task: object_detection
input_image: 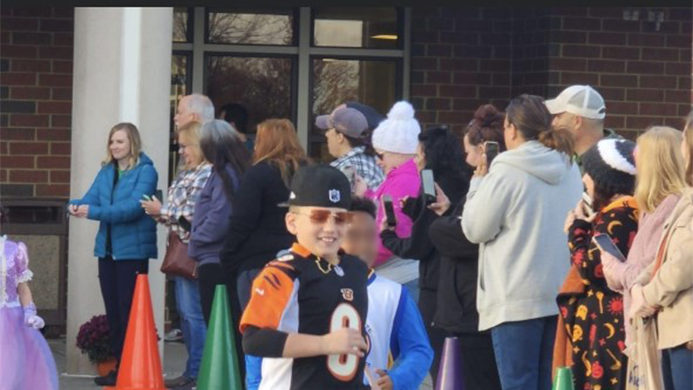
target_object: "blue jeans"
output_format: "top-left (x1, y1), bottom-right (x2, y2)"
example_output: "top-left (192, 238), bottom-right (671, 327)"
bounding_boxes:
top-left (175, 276), bottom-right (207, 379)
top-left (490, 316), bottom-right (557, 390)
top-left (662, 344), bottom-right (693, 390)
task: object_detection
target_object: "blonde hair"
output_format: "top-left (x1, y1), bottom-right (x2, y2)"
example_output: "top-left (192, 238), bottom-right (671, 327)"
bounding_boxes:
top-left (102, 122), bottom-right (142, 169)
top-left (177, 121), bottom-right (205, 170)
top-left (684, 111), bottom-right (693, 186)
top-left (634, 126), bottom-right (686, 214)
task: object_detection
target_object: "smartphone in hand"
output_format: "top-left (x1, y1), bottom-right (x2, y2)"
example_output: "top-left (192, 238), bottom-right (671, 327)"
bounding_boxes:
top-left (421, 169), bottom-right (436, 205)
top-left (592, 234), bottom-right (626, 262)
top-left (582, 192), bottom-right (595, 216)
top-left (484, 141), bottom-right (500, 167)
top-left (383, 195), bottom-right (397, 228)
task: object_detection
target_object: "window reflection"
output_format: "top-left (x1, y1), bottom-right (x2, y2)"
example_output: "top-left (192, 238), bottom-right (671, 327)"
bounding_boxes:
top-left (173, 7), bottom-right (191, 43)
top-left (313, 7), bottom-right (400, 49)
top-left (206, 56), bottom-right (295, 136)
top-left (170, 54), bottom-right (189, 177)
top-left (207, 8), bottom-right (295, 45)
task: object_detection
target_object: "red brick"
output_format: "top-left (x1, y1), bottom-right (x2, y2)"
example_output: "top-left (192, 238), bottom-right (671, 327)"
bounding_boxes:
top-left (0, 142), bottom-right (6, 155)
top-left (1, 72), bottom-right (36, 86)
top-left (37, 128), bottom-right (71, 141)
top-left (454, 45), bottom-right (492, 58)
top-left (1, 31), bottom-right (10, 44)
top-left (10, 59), bottom-right (50, 72)
top-left (40, 19), bottom-right (73, 32)
top-left (603, 19), bottom-right (643, 33)
top-left (0, 17), bottom-right (39, 32)
top-left (597, 87), bottom-right (625, 102)
top-left (680, 104), bottom-right (692, 116)
top-left (38, 74), bottom-right (72, 87)
top-left (454, 19), bottom-right (487, 33)
top-left (641, 48), bottom-right (681, 62)
top-left (439, 31), bottom-right (478, 44)
top-left (639, 103), bottom-right (679, 116)
top-left (52, 60), bottom-right (73, 74)
top-left (11, 8), bottom-right (53, 17)
top-left (453, 99), bottom-right (483, 111)
top-left (587, 8), bottom-right (625, 18)
top-left (480, 33), bottom-right (510, 46)
top-left (626, 61), bottom-right (665, 75)
top-left (563, 17), bottom-right (601, 31)
top-left (437, 111), bottom-right (465, 124)
top-left (53, 8), bottom-right (74, 18)
top-left (411, 31), bottom-right (438, 44)
top-left (608, 101), bottom-right (639, 115)
top-left (0, 127), bottom-right (35, 140)
top-left (664, 117), bottom-right (685, 129)
top-left (426, 71), bottom-right (451, 84)
top-left (10, 170), bottom-right (47, 183)
top-left (12, 31), bottom-right (51, 45)
top-left (38, 101), bottom-right (71, 114)
top-left (51, 88), bottom-right (72, 100)
top-left (640, 76), bottom-right (678, 89)
top-left (679, 76), bottom-right (692, 91)
top-left (411, 85), bottom-right (437, 97)
top-left (50, 170), bottom-right (70, 183)
top-left (602, 46), bottom-right (640, 60)
top-left (9, 86), bottom-right (49, 100)
top-left (561, 44), bottom-right (600, 58)
top-left (551, 58), bottom-right (587, 72)
top-left (37, 156), bottom-right (69, 169)
top-left (665, 90), bottom-right (690, 103)
top-left (604, 115), bottom-right (625, 129)
top-left (440, 58), bottom-right (477, 72)
top-left (50, 142), bottom-right (71, 155)
top-left (53, 32), bottom-right (73, 46)
top-left (552, 31), bottom-right (587, 44)
top-left (665, 63), bottom-right (691, 76)
top-left (453, 71), bottom-right (490, 85)
top-left (415, 110), bottom-right (436, 123)
top-left (426, 98), bottom-right (451, 110)
top-left (0, 155), bottom-right (34, 168)
top-left (427, 44), bottom-right (452, 57)
top-left (428, 18), bottom-right (455, 31)
top-left (36, 184), bottom-right (69, 197)
top-left (0, 170), bottom-right (6, 182)
top-left (587, 60), bottom-right (625, 73)
top-left (479, 86), bottom-right (509, 99)
top-left (9, 114), bottom-right (49, 127)
top-left (9, 141), bottom-right (48, 155)
top-left (51, 115), bottom-right (71, 127)
top-left (666, 34), bottom-right (691, 48)
top-left (0, 45), bottom-right (37, 58)
top-left (439, 85), bottom-right (476, 98)
top-left (560, 72), bottom-right (599, 85)
top-left (643, 22), bottom-right (680, 34)
top-left (626, 116), bottom-right (663, 129)
top-left (627, 33), bottom-right (665, 47)
top-left (600, 74), bottom-right (638, 87)
top-left (38, 46), bottom-right (73, 59)
top-left (481, 59), bottom-right (509, 72)
top-left (626, 89), bottom-right (664, 102)
top-left (411, 58), bottom-right (437, 71)
top-left (588, 32), bottom-right (626, 45)
top-left (680, 49), bottom-right (692, 62)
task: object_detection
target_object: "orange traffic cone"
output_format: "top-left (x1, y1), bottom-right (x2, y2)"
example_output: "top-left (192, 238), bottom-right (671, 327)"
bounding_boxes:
top-left (105, 274), bottom-right (165, 390)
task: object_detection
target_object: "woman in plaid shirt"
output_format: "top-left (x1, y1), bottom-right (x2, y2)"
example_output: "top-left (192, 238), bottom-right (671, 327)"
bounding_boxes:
top-left (141, 121), bottom-right (212, 389)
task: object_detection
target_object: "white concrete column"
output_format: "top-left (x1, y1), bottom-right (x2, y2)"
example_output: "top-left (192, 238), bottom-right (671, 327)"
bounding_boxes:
top-left (67, 7), bottom-right (172, 374)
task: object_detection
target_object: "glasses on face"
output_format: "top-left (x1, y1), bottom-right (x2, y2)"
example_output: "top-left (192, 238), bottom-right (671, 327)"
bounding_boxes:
top-left (294, 209), bottom-right (353, 225)
top-left (374, 150), bottom-right (385, 160)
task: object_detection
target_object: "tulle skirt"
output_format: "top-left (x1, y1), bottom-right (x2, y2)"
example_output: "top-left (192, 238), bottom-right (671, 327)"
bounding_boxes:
top-left (0, 306), bottom-right (58, 390)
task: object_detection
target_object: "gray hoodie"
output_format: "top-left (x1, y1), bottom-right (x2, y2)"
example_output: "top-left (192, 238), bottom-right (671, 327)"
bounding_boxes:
top-left (461, 140), bottom-right (582, 331)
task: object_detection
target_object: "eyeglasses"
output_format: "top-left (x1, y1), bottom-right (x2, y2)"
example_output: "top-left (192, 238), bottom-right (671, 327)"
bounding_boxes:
top-left (374, 150), bottom-right (385, 160)
top-left (293, 210), bottom-right (353, 225)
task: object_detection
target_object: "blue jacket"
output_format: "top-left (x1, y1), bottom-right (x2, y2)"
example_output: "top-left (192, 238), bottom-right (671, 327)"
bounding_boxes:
top-left (68, 153), bottom-right (158, 260)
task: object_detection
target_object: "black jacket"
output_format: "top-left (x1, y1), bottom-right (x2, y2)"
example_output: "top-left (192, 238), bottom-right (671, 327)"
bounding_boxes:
top-left (380, 173), bottom-right (468, 292)
top-left (428, 199), bottom-right (481, 334)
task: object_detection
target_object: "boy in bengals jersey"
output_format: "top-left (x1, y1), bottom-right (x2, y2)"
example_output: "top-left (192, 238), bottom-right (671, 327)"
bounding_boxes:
top-left (240, 164), bottom-right (371, 390)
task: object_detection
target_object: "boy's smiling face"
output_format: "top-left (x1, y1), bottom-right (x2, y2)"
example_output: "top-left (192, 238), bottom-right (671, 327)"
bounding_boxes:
top-left (286, 206), bottom-right (349, 262)
top-left (342, 210), bottom-right (378, 268)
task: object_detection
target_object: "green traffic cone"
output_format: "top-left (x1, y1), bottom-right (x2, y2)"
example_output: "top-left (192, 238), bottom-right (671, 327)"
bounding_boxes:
top-left (197, 285), bottom-right (243, 390)
top-left (553, 367), bottom-right (575, 390)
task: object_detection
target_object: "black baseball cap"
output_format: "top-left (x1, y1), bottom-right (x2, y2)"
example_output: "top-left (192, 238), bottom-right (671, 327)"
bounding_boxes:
top-left (279, 164), bottom-right (352, 209)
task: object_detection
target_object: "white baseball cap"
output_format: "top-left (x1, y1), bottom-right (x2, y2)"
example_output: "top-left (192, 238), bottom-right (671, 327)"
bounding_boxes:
top-left (545, 85), bottom-right (606, 120)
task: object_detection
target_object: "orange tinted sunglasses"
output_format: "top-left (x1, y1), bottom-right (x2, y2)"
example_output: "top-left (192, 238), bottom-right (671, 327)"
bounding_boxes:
top-left (294, 210), bottom-right (353, 225)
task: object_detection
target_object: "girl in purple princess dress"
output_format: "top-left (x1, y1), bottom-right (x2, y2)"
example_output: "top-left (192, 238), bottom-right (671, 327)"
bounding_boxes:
top-left (0, 205), bottom-right (58, 390)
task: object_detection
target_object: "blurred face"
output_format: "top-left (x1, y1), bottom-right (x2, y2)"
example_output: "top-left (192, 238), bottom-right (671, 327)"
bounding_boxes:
top-left (174, 96), bottom-right (195, 128)
top-left (325, 128), bottom-right (342, 158)
top-left (551, 112), bottom-right (578, 136)
top-left (414, 142), bottom-right (426, 172)
top-left (178, 132), bottom-right (203, 168)
top-left (110, 130), bottom-right (131, 162)
top-left (286, 206), bottom-right (350, 262)
top-left (463, 134), bottom-right (484, 168)
top-left (375, 148), bottom-right (398, 174)
top-left (342, 211), bottom-right (378, 268)
top-left (582, 173), bottom-right (595, 199)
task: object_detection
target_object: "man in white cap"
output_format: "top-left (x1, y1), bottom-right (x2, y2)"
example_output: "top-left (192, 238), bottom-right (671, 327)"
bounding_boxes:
top-left (545, 85), bottom-right (621, 173)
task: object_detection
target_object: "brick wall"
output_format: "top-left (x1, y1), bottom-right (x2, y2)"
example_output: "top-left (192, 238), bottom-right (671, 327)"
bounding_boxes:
top-left (410, 6), bottom-right (693, 139)
top-left (0, 7), bottom-right (74, 199)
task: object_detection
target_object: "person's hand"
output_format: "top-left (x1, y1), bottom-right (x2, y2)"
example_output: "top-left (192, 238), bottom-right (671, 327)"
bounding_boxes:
top-left (353, 175), bottom-right (367, 197)
top-left (375, 369), bottom-right (394, 390)
top-left (380, 214), bottom-right (395, 232)
top-left (573, 199), bottom-right (597, 224)
top-left (630, 284), bottom-right (658, 319)
top-left (428, 182), bottom-right (450, 216)
top-left (140, 196), bottom-right (162, 218)
top-left (71, 205), bottom-right (89, 218)
top-left (399, 196), bottom-right (409, 209)
top-left (564, 209), bottom-right (576, 233)
top-left (321, 328), bottom-right (367, 357)
top-left (23, 303), bottom-right (45, 329)
top-left (474, 154), bottom-right (488, 177)
top-left (68, 204), bottom-right (79, 216)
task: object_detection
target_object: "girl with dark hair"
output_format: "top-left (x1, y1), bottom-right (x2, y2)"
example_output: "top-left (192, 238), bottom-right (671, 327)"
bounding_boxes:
top-left (558, 138), bottom-right (639, 390)
top-left (461, 95), bottom-right (583, 390)
top-left (427, 104), bottom-right (506, 390)
top-left (380, 125), bottom-right (472, 387)
top-left (188, 120), bottom-right (251, 325)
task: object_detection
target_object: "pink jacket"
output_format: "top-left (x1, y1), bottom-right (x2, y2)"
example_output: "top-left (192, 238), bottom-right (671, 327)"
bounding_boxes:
top-left (602, 193), bottom-right (680, 347)
top-left (365, 159), bottom-right (421, 266)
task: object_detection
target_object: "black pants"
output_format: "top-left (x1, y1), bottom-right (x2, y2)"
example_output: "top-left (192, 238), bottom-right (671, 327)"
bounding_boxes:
top-left (197, 263), bottom-right (226, 326)
top-left (418, 288), bottom-right (446, 388)
top-left (455, 332), bottom-right (502, 390)
top-left (98, 257), bottom-right (149, 364)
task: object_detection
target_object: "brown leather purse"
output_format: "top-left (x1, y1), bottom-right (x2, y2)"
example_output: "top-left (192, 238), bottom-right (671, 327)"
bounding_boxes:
top-left (160, 231), bottom-right (197, 279)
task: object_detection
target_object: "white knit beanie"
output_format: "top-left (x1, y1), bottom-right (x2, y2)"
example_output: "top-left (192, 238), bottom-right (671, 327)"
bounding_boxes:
top-left (371, 101), bottom-right (421, 154)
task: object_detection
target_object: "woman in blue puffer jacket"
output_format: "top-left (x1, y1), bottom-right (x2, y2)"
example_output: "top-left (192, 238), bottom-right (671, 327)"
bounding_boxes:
top-left (68, 122), bottom-right (158, 386)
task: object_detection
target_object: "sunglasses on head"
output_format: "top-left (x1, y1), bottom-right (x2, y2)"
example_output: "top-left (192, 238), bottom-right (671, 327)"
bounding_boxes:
top-left (294, 209), bottom-right (353, 225)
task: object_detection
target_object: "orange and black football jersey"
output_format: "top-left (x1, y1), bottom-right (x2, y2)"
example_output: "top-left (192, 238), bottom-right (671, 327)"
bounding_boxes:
top-left (240, 243), bottom-right (371, 390)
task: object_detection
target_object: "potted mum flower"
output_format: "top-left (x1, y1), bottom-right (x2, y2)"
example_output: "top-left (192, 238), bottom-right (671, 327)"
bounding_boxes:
top-left (76, 314), bottom-right (116, 375)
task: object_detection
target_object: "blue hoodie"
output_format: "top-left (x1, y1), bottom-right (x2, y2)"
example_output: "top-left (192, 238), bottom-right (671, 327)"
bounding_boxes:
top-left (68, 153), bottom-right (158, 260)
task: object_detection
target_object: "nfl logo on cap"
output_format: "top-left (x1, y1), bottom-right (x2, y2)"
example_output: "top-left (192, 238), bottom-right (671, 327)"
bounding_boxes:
top-left (329, 189), bottom-right (341, 203)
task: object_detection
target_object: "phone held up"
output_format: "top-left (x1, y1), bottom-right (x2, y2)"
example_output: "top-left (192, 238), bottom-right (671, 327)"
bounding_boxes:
top-left (592, 233), bottom-right (627, 262)
top-left (484, 141), bottom-right (500, 167)
top-left (421, 169), bottom-right (436, 205)
top-left (582, 192), bottom-right (595, 216)
top-left (383, 195), bottom-right (397, 228)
